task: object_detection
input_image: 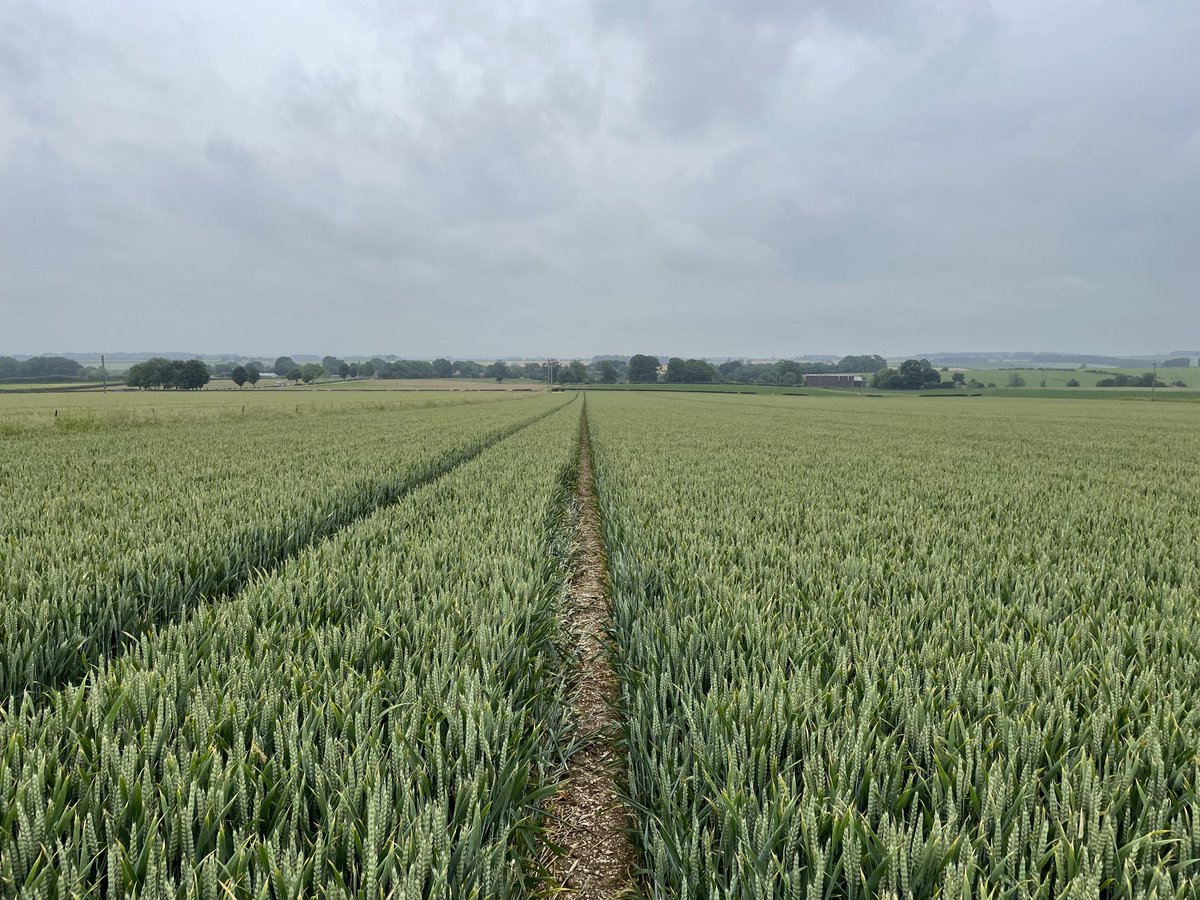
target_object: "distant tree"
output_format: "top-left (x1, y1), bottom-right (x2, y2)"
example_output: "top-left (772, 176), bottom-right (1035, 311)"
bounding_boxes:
top-left (1161, 357), bottom-right (1190, 368)
top-left (951, 372), bottom-right (966, 385)
top-left (1065, 378), bottom-right (1080, 387)
top-left (718, 360), bottom-right (743, 378)
top-left (871, 367), bottom-right (894, 389)
top-left (836, 354), bottom-right (886, 374)
top-left (873, 359), bottom-right (941, 390)
top-left (664, 358), bottom-right (716, 383)
top-left (287, 368), bottom-right (303, 383)
top-left (349, 363), bottom-right (360, 378)
top-left (904, 359), bottom-right (939, 388)
top-left (1096, 372), bottom-right (1163, 388)
top-left (125, 362), bottom-right (149, 389)
top-left (124, 358), bottom-right (209, 390)
top-left (145, 362), bottom-right (168, 390)
top-left (322, 356), bottom-right (345, 374)
top-left (391, 360), bottom-right (436, 378)
top-left (432, 358), bottom-right (454, 378)
top-left (1171, 380), bottom-right (1188, 387)
top-left (628, 354), bottom-right (660, 383)
top-left (598, 361), bottom-right (618, 383)
top-left (1007, 373), bottom-right (1026, 388)
top-left (338, 362), bottom-right (351, 380)
top-left (455, 360), bottom-right (483, 378)
top-left (561, 361), bottom-right (588, 383)
top-left (725, 363), bottom-right (766, 383)
top-left (245, 363), bottom-right (261, 388)
top-left (774, 360), bottom-right (801, 384)
top-left (231, 365), bottom-right (248, 388)
top-left (128, 358), bottom-right (172, 389)
top-left (180, 359), bottom-right (211, 390)
top-left (274, 357), bottom-right (297, 376)
top-left (485, 361), bottom-right (510, 382)
top-left (300, 363), bottom-right (324, 384)
top-left (9, 356), bottom-right (84, 379)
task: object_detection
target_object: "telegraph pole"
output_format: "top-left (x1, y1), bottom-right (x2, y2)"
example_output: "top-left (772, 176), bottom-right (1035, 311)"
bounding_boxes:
top-left (101, 354), bottom-right (108, 393)
top-left (1152, 362), bottom-right (1157, 402)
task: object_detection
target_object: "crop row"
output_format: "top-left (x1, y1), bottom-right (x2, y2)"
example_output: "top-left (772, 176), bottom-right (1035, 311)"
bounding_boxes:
top-left (588, 393), bottom-right (1200, 898)
top-left (0, 400), bottom-right (579, 897)
top-left (0, 394), bottom-right (559, 697)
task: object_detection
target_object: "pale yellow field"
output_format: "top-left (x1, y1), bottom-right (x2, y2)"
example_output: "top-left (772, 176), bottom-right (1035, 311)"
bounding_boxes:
top-left (0, 387), bottom-right (537, 433)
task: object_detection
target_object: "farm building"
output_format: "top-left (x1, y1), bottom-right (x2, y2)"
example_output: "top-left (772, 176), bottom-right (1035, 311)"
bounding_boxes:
top-left (804, 374), bottom-right (864, 388)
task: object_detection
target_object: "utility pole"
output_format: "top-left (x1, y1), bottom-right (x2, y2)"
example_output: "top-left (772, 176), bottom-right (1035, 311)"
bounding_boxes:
top-left (1152, 362), bottom-right (1157, 402)
top-left (547, 359), bottom-right (558, 392)
top-left (101, 354), bottom-right (108, 393)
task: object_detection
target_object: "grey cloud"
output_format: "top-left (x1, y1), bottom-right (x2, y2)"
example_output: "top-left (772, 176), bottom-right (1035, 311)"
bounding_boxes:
top-left (1, 0), bottom-right (1198, 356)
top-left (596, 1), bottom-right (813, 134)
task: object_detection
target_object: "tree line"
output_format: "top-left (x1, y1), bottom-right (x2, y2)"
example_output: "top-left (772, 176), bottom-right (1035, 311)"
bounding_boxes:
top-left (3, 352), bottom-right (911, 390)
top-left (158, 353), bottom-right (897, 387)
top-left (607, 354), bottom-right (890, 386)
top-left (268, 356), bottom-right (555, 383)
top-left (125, 359), bottom-right (212, 390)
top-left (0, 356), bottom-right (87, 382)
top-left (871, 359), bottom-right (947, 390)
top-left (7, 352), bottom-right (1195, 391)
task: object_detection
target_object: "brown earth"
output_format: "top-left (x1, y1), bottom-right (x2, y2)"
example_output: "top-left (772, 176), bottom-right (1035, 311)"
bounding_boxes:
top-left (546, 416), bottom-right (634, 898)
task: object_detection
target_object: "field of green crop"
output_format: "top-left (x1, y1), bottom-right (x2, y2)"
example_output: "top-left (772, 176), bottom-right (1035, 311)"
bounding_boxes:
top-left (957, 367), bottom-right (1197, 391)
top-left (1, 394), bottom-right (578, 896)
top-left (0, 387), bottom-right (523, 433)
top-left (588, 393), bottom-right (1200, 897)
top-left (2, 388), bottom-right (1199, 896)
top-left (0, 393), bottom-right (561, 698)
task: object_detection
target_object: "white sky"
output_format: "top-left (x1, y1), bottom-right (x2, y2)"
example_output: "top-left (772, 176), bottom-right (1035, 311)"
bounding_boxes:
top-left (2, 0), bottom-right (1198, 357)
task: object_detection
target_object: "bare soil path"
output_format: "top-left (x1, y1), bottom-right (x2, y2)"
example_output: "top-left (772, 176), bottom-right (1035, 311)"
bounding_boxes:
top-left (547, 410), bottom-right (634, 898)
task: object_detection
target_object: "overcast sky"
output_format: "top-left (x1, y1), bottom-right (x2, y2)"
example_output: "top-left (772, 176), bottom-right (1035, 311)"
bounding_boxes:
top-left (2, 0), bottom-right (1198, 358)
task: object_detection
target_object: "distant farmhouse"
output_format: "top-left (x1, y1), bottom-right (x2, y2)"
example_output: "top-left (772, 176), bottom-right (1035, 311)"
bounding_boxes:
top-left (804, 374), bottom-right (863, 388)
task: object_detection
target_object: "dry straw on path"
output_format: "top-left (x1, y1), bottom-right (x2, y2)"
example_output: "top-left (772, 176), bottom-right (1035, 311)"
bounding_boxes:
top-left (547, 413), bottom-right (634, 899)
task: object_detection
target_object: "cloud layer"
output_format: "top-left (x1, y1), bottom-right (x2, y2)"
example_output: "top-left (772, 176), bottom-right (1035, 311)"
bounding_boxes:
top-left (2, 0), bottom-right (1198, 356)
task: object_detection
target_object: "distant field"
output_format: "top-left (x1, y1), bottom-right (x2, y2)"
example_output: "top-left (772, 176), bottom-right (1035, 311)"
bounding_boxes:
top-left (0, 381), bottom-right (104, 392)
top-left (0, 378), bottom-right (546, 394)
top-left (294, 377), bottom-right (542, 391)
top-left (0, 388), bottom-right (533, 433)
top-left (201, 377), bottom-right (540, 391)
top-left (578, 382), bottom-right (817, 395)
top-left (975, 387), bottom-right (1200, 402)
top-left (959, 365), bottom-right (1196, 389)
top-left (577, 374), bottom-right (1200, 401)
